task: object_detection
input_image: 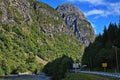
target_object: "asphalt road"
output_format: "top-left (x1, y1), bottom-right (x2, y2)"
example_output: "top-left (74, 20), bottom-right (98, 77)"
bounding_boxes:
top-left (72, 69), bottom-right (120, 79)
top-left (0, 73), bottom-right (50, 80)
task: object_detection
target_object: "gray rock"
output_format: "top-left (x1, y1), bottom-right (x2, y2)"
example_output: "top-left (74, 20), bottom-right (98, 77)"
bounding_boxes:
top-left (0, 0), bottom-right (32, 24)
top-left (56, 4), bottom-right (95, 46)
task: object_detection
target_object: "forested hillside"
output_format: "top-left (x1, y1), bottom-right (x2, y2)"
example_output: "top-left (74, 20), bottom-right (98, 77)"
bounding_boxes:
top-left (0, 0), bottom-right (90, 75)
top-left (82, 21), bottom-right (120, 71)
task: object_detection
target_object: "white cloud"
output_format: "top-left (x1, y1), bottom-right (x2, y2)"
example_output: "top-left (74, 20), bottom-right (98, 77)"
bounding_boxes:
top-left (85, 9), bottom-right (104, 16)
top-left (85, 7), bottom-right (120, 18)
top-left (108, 2), bottom-right (120, 15)
top-left (85, 2), bottom-right (120, 18)
top-left (78, 0), bottom-right (104, 5)
top-left (67, 0), bottom-right (104, 5)
top-left (67, 0), bottom-right (120, 18)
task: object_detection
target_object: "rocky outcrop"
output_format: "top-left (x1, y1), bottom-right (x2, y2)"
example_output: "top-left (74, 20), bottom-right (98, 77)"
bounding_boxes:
top-left (56, 4), bottom-right (95, 46)
top-left (12, 0), bottom-right (32, 23)
top-left (0, 0), bottom-right (32, 24)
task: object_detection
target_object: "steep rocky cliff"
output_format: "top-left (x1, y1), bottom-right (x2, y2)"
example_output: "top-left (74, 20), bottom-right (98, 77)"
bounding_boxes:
top-left (0, 0), bottom-right (85, 75)
top-left (56, 4), bottom-right (95, 46)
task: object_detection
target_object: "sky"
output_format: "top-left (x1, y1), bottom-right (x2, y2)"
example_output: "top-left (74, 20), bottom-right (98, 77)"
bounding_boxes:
top-left (37, 0), bottom-right (120, 34)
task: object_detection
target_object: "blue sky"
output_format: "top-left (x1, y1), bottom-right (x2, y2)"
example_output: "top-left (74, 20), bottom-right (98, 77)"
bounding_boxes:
top-left (37, 0), bottom-right (120, 34)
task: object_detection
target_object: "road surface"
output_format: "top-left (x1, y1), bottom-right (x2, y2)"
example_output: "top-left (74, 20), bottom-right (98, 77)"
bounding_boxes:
top-left (72, 69), bottom-right (120, 79)
top-left (0, 73), bottom-right (50, 80)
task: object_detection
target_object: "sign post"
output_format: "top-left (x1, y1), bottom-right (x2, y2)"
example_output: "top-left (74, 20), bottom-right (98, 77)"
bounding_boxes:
top-left (102, 63), bottom-right (107, 72)
top-left (73, 63), bottom-right (79, 73)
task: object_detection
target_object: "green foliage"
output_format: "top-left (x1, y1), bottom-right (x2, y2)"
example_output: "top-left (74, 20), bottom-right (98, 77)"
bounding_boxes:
top-left (0, 68), bottom-right (4, 76)
top-left (82, 21), bottom-right (120, 71)
top-left (15, 64), bottom-right (28, 74)
top-left (43, 55), bottom-right (73, 80)
top-left (63, 73), bottom-right (118, 80)
top-left (0, 0), bottom-right (84, 75)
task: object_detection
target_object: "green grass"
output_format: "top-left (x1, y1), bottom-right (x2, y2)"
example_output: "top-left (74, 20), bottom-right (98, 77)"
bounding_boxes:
top-left (63, 73), bottom-right (118, 80)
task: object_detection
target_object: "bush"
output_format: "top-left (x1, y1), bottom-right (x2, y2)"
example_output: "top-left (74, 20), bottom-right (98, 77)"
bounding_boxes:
top-left (0, 68), bottom-right (4, 76)
top-left (43, 55), bottom-right (73, 80)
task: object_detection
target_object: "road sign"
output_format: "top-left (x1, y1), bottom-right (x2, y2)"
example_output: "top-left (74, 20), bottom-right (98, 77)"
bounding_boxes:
top-left (73, 63), bottom-right (79, 68)
top-left (102, 63), bottom-right (107, 72)
top-left (102, 63), bottom-right (107, 68)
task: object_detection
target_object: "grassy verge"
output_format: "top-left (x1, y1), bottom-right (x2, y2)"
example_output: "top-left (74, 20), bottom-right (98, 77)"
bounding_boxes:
top-left (63, 73), bottom-right (118, 80)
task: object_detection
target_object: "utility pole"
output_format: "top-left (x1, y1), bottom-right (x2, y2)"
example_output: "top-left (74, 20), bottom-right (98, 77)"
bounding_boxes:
top-left (112, 46), bottom-right (119, 73)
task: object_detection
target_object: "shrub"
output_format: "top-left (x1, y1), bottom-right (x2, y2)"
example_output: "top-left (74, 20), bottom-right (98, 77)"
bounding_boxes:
top-left (43, 55), bottom-right (73, 80)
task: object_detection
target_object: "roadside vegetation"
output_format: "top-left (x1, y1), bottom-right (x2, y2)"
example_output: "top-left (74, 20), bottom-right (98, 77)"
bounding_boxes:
top-left (43, 20), bottom-right (120, 80)
top-left (43, 55), bottom-right (73, 80)
top-left (82, 21), bottom-right (120, 72)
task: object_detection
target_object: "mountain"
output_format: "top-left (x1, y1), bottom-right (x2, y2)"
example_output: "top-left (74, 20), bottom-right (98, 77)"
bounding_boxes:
top-left (56, 4), bottom-right (95, 46)
top-left (0, 0), bottom-right (85, 75)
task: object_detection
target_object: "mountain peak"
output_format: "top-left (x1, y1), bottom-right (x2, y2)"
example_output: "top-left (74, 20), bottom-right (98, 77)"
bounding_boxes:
top-left (56, 4), bottom-right (85, 20)
top-left (56, 4), bottom-right (95, 46)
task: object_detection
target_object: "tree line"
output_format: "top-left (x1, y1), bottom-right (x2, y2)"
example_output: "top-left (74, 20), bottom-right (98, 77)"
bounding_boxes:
top-left (82, 20), bottom-right (120, 72)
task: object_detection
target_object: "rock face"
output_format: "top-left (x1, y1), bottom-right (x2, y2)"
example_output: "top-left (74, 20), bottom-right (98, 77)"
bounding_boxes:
top-left (0, 0), bottom-right (32, 24)
top-left (56, 4), bottom-right (95, 46)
